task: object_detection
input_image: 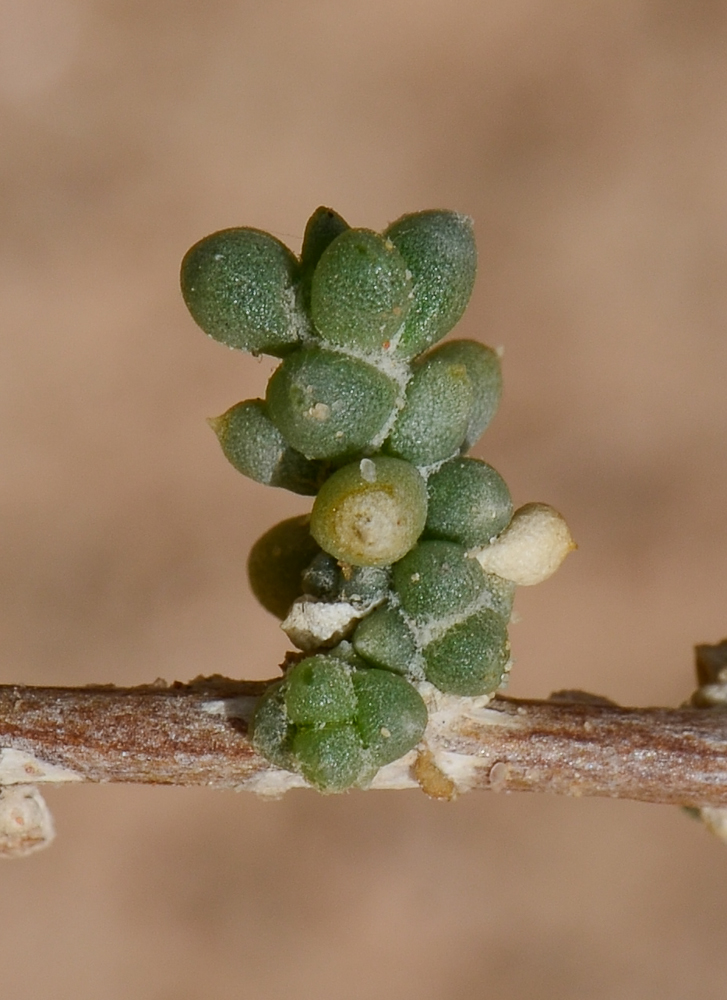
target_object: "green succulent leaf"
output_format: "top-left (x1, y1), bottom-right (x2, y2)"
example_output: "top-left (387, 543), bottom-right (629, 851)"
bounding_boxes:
top-left (266, 346), bottom-right (398, 460)
top-left (425, 457), bottom-right (513, 547)
top-left (301, 551), bottom-right (341, 600)
top-left (285, 655), bottom-right (358, 726)
top-left (352, 603), bottom-right (419, 675)
top-left (292, 723), bottom-right (366, 793)
top-left (298, 206), bottom-right (350, 310)
top-left (251, 681), bottom-right (296, 770)
top-left (385, 343), bottom-right (474, 466)
top-left (423, 609), bottom-right (510, 696)
top-left (301, 554), bottom-right (390, 609)
top-left (310, 229), bottom-right (412, 353)
top-left (392, 540), bottom-right (487, 624)
top-left (385, 210), bottom-right (477, 359)
top-left (434, 340), bottom-right (502, 450)
top-left (337, 565), bottom-right (391, 607)
top-left (480, 572), bottom-right (517, 622)
top-left (210, 399), bottom-right (327, 495)
top-left (247, 516), bottom-right (321, 619)
top-left (325, 641), bottom-right (371, 671)
top-left (352, 669), bottom-right (428, 766)
top-left (180, 228), bottom-right (305, 356)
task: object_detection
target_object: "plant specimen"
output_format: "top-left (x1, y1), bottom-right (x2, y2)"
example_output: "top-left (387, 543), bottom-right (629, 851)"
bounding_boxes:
top-left (180, 206), bottom-right (574, 792)
top-left (0, 207), bottom-right (723, 857)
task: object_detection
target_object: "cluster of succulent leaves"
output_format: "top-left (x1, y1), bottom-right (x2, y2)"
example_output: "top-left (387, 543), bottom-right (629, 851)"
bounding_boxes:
top-left (181, 206), bottom-right (518, 793)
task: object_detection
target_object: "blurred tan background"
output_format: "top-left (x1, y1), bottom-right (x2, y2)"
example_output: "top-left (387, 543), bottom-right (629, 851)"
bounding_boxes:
top-left (1, 0), bottom-right (727, 996)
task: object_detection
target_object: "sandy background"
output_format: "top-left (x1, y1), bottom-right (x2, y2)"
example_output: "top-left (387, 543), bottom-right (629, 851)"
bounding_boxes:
top-left (1, 0), bottom-right (727, 997)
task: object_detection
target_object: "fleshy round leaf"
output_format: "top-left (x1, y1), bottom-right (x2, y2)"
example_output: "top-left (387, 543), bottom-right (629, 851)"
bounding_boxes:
top-left (425, 457), bottom-right (513, 547)
top-left (385, 210), bottom-right (477, 359)
top-left (352, 669), bottom-right (428, 766)
top-left (181, 228), bottom-right (304, 356)
top-left (298, 207), bottom-right (350, 310)
top-left (311, 456), bottom-right (428, 567)
top-left (385, 343), bottom-right (473, 466)
top-left (325, 641), bottom-right (371, 671)
top-left (285, 655), bottom-right (357, 726)
top-left (353, 603), bottom-right (419, 675)
top-left (311, 229), bottom-right (412, 353)
top-left (392, 540), bottom-right (486, 623)
top-left (251, 681), bottom-right (295, 770)
top-left (247, 516), bottom-right (320, 619)
top-left (434, 340), bottom-right (502, 449)
top-left (210, 399), bottom-right (326, 495)
top-left (301, 556), bottom-right (389, 609)
top-left (337, 565), bottom-right (390, 607)
top-left (292, 723), bottom-right (366, 793)
top-left (301, 552), bottom-right (341, 600)
top-left (423, 610), bottom-right (510, 696)
top-left (266, 346), bottom-right (398, 460)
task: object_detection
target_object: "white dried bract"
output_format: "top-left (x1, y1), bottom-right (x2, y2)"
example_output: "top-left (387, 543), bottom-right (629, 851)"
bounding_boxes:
top-left (0, 785), bottom-right (55, 859)
top-left (469, 502), bottom-right (575, 586)
top-left (697, 806), bottom-right (727, 844)
top-left (281, 596), bottom-right (367, 651)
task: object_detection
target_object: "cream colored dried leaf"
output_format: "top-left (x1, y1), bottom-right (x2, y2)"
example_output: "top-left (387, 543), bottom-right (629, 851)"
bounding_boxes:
top-left (470, 502), bottom-right (575, 586)
top-left (0, 785), bottom-right (55, 859)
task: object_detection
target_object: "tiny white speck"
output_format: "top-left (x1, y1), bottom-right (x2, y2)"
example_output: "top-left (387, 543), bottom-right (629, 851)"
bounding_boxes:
top-left (307, 402), bottom-right (331, 421)
top-left (489, 761), bottom-right (509, 792)
top-left (359, 458), bottom-right (377, 483)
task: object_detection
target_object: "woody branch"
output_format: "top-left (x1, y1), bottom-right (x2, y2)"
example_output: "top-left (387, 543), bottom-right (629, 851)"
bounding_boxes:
top-left (0, 642), bottom-right (725, 807)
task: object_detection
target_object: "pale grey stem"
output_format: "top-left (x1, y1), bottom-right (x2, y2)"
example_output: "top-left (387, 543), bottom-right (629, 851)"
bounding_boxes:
top-left (1, 670), bottom-right (726, 806)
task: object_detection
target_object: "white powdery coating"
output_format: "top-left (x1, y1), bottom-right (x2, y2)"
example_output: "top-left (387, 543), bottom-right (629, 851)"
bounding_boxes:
top-left (0, 785), bottom-right (55, 859)
top-left (281, 596), bottom-right (366, 651)
top-left (239, 768), bottom-right (309, 798)
top-left (282, 282), bottom-right (314, 343)
top-left (469, 502), bottom-right (575, 586)
top-left (201, 696), bottom-right (259, 723)
top-left (0, 748), bottom-right (83, 785)
top-left (367, 750), bottom-right (418, 789)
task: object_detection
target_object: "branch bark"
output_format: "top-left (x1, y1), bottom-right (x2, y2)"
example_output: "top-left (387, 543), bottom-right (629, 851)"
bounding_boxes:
top-left (1, 672), bottom-right (726, 807)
